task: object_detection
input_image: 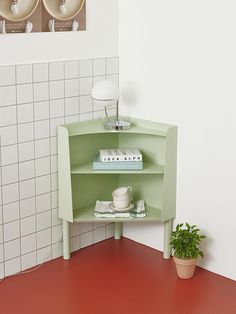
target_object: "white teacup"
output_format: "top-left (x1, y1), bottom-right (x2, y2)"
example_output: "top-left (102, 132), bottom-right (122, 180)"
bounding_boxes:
top-left (112, 186), bottom-right (132, 209)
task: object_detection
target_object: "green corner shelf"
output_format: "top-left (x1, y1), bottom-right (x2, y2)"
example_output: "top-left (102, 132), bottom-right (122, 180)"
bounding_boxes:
top-left (58, 117), bottom-right (177, 260)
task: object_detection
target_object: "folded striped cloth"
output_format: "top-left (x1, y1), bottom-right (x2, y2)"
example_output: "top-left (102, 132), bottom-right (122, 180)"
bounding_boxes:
top-left (94, 200), bottom-right (147, 218)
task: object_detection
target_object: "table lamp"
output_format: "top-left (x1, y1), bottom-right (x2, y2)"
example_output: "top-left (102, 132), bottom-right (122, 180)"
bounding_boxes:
top-left (91, 80), bottom-right (131, 131)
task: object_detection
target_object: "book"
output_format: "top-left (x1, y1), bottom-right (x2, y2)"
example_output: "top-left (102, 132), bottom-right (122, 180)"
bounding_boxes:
top-left (99, 149), bottom-right (142, 162)
top-left (93, 156), bottom-right (143, 170)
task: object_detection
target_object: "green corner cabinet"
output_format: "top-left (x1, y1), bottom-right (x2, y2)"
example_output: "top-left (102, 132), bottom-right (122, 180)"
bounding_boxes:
top-left (58, 117), bottom-right (177, 260)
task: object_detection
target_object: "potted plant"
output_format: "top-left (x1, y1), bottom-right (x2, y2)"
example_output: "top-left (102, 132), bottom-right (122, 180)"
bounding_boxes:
top-left (170, 223), bottom-right (206, 279)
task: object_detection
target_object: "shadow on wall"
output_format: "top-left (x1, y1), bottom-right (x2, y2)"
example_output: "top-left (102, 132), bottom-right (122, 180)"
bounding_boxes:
top-left (197, 232), bottom-right (212, 269)
top-left (121, 81), bottom-right (140, 107)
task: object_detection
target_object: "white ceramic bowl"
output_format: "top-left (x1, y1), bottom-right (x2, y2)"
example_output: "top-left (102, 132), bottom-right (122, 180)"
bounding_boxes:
top-left (112, 187), bottom-right (131, 200)
top-left (112, 199), bottom-right (130, 209)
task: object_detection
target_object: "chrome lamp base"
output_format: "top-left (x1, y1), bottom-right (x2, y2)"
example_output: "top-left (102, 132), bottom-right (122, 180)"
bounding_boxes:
top-left (104, 119), bottom-right (131, 131)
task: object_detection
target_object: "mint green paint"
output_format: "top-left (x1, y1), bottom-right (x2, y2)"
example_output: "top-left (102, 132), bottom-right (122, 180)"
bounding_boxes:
top-left (58, 117), bottom-right (177, 259)
top-left (71, 162), bottom-right (164, 174)
top-left (164, 219), bottom-right (173, 259)
top-left (161, 127), bottom-right (178, 221)
top-left (58, 127), bottom-right (73, 222)
top-left (63, 220), bottom-right (70, 259)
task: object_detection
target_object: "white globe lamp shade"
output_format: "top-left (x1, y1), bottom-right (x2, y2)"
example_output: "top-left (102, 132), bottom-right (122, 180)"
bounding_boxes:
top-left (92, 80), bottom-right (119, 107)
top-left (91, 80), bottom-right (131, 131)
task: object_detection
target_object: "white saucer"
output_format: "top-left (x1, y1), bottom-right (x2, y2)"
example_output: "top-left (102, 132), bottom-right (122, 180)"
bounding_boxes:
top-left (109, 203), bottom-right (134, 213)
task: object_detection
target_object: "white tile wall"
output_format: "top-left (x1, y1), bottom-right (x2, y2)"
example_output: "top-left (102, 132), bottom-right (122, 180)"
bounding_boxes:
top-left (2, 183), bottom-right (19, 204)
top-left (19, 160), bottom-right (35, 181)
top-left (0, 57), bottom-right (118, 279)
top-left (79, 59), bottom-right (93, 77)
top-left (16, 64), bottom-right (32, 84)
top-left (65, 97), bottom-right (79, 116)
top-left (0, 86), bottom-right (16, 106)
top-left (35, 138), bottom-right (50, 158)
top-left (0, 106), bottom-right (17, 127)
top-left (17, 103), bottom-right (34, 124)
top-left (17, 84), bottom-right (33, 104)
top-left (18, 123), bottom-right (34, 143)
top-left (34, 82), bottom-right (49, 102)
top-left (5, 257), bottom-right (21, 276)
top-left (49, 62), bottom-right (64, 81)
top-left (50, 99), bottom-right (65, 118)
top-left (79, 77), bottom-right (93, 96)
top-left (1, 125), bottom-right (17, 146)
top-left (21, 234), bottom-right (36, 255)
top-left (33, 63), bottom-right (48, 83)
top-left (4, 220), bottom-right (20, 242)
top-left (65, 61), bottom-right (79, 79)
top-left (21, 215), bottom-right (36, 236)
top-left (4, 238), bottom-right (21, 260)
top-left (19, 179), bottom-right (35, 200)
top-left (2, 164), bottom-right (18, 185)
top-left (93, 58), bottom-right (106, 76)
top-left (65, 79), bottom-right (79, 98)
top-left (0, 66), bottom-right (15, 86)
top-left (21, 251), bottom-right (36, 271)
top-left (3, 202), bottom-right (19, 223)
top-left (20, 197), bottom-right (35, 218)
top-left (34, 101), bottom-right (49, 121)
top-left (80, 231), bottom-right (93, 249)
top-left (19, 143), bottom-right (34, 164)
top-left (1, 145), bottom-right (18, 166)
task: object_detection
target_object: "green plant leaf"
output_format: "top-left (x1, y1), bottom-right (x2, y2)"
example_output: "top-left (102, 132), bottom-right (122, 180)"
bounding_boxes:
top-left (170, 223), bottom-right (206, 259)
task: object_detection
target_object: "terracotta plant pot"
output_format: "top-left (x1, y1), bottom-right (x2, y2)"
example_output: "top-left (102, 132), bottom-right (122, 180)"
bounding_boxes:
top-left (173, 256), bottom-right (197, 279)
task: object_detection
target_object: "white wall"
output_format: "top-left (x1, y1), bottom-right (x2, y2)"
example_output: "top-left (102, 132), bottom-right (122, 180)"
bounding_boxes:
top-left (0, 0), bottom-right (118, 65)
top-left (119, 0), bottom-right (236, 280)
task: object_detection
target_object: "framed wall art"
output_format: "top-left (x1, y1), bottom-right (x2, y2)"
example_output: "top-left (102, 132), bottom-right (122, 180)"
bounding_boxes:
top-left (0, 0), bottom-right (86, 34)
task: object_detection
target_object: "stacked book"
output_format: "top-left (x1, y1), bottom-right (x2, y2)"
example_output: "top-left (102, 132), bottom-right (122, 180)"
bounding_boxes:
top-left (93, 149), bottom-right (143, 170)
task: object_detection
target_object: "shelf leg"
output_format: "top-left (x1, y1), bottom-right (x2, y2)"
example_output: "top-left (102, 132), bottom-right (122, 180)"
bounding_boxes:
top-left (114, 222), bottom-right (122, 240)
top-left (163, 219), bottom-right (172, 259)
top-left (63, 220), bottom-right (70, 260)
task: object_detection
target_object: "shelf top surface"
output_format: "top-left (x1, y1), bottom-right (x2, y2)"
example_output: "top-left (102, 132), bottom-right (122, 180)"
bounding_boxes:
top-left (71, 162), bottom-right (164, 174)
top-left (73, 204), bottom-right (162, 222)
top-left (60, 117), bottom-right (176, 137)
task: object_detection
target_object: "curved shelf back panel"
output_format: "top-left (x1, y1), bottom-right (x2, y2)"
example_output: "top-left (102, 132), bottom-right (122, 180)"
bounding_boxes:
top-left (0, 0), bottom-right (86, 33)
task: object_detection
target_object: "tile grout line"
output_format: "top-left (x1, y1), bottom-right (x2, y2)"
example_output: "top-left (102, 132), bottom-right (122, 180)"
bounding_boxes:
top-left (91, 58), bottom-right (95, 245)
top-left (14, 64), bottom-right (22, 275)
top-left (32, 62), bottom-right (39, 267)
top-left (0, 108), bottom-right (5, 278)
top-left (45, 61), bottom-right (52, 264)
top-left (16, 65), bottom-right (22, 272)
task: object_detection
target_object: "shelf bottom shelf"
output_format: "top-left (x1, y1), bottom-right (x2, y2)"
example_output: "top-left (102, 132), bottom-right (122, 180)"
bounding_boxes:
top-left (73, 204), bottom-right (162, 222)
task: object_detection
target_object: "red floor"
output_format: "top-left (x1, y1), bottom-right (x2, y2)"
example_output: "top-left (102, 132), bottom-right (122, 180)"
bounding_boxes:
top-left (0, 238), bottom-right (236, 314)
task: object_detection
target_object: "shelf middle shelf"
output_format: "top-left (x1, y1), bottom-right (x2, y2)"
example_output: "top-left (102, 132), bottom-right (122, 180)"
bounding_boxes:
top-left (71, 162), bottom-right (164, 174)
top-left (73, 204), bottom-right (162, 222)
